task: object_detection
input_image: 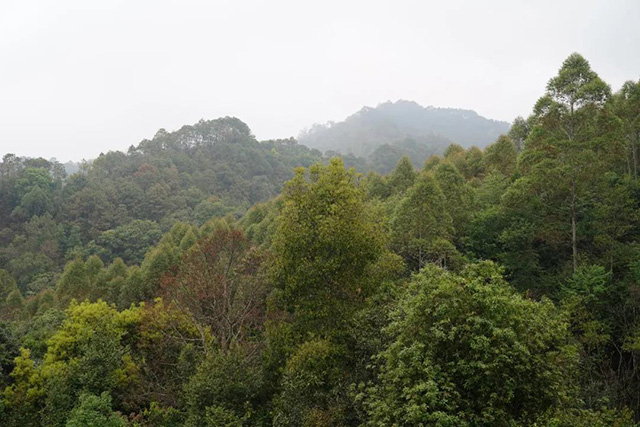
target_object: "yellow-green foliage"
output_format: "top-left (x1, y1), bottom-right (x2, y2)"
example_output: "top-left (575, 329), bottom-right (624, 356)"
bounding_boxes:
top-left (2, 300), bottom-right (141, 426)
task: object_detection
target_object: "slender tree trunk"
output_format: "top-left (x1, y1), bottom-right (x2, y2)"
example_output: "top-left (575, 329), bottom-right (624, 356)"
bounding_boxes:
top-left (631, 135), bottom-right (638, 179)
top-left (418, 233), bottom-right (423, 270)
top-left (631, 131), bottom-right (640, 179)
top-left (571, 177), bottom-right (578, 272)
top-left (627, 142), bottom-right (632, 176)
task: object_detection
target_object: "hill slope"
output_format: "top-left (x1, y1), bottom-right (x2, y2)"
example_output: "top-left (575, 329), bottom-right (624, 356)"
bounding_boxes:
top-left (298, 100), bottom-right (511, 159)
top-left (0, 117), bottom-right (324, 290)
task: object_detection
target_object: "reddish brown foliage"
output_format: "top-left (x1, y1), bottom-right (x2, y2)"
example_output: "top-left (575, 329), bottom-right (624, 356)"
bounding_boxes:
top-left (161, 229), bottom-right (266, 353)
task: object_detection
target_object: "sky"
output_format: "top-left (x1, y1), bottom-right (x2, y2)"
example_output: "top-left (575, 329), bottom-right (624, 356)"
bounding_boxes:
top-left (1, 0), bottom-right (639, 161)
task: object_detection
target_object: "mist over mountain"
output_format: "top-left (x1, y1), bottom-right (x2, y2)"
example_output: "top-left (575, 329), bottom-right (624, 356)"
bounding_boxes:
top-left (50, 101), bottom-right (510, 175)
top-left (298, 100), bottom-right (511, 161)
top-left (3, 49), bottom-right (640, 426)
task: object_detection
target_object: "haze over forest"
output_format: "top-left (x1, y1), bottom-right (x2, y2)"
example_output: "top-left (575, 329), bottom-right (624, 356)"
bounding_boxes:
top-left (2, 1), bottom-right (640, 426)
top-left (1, 0), bottom-right (639, 160)
top-left (56, 100), bottom-right (511, 176)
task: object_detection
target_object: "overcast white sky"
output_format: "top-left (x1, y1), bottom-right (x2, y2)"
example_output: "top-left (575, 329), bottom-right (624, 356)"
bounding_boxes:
top-left (1, 0), bottom-right (639, 161)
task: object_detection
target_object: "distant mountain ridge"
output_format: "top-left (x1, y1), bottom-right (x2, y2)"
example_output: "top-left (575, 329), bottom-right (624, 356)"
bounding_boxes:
top-left (298, 100), bottom-right (511, 161)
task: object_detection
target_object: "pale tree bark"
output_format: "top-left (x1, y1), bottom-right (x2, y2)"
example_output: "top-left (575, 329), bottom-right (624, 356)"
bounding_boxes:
top-left (571, 177), bottom-right (578, 273)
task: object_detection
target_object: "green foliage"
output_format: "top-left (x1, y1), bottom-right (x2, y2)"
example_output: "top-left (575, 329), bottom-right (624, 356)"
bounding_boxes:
top-left (433, 161), bottom-right (474, 244)
top-left (484, 135), bottom-right (518, 176)
top-left (2, 53), bottom-right (640, 425)
top-left (4, 290), bottom-right (24, 318)
top-left (129, 401), bottom-right (183, 427)
top-left (194, 197), bottom-right (233, 225)
top-left (0, 269), bottom-right (19, 302)
top-left (239, 199), bottom-right (281, 247)
top-left (562, 265), bottom-right (611, 303)
top-left (204, 405), bottom-right (244, 427)
top-left (3, 301), bottom-right (140, 426)
top-left (56, 258), bottom-right (93, 306)
top-left (365, 170), bottom-right (391, 199)
top-left (273, 339), bottom-right (348, 426)
top-left (0, 321), bottom-right (19, 389)
top-left (387, 156), bottom-right (416, 193)
top-left (19, 308), bottom-right (65, 361)
top-left (178, 227), bottom-right (198, 251)
top-left (272, 158), bottom-right (384, 337)
top-left (390, 172), bottom-right (453, 270)
top-left (509, 116), bottom-right (531, 152)
top-left (613, 79), bottom-right (640, 177)
top-left (539, 407), bottom-right (636, 427)
top-left (2, 348), bottom-right (43, 427)
top-left (0, 119), bottom-right (325, 296)
top-left (117, 266), bottom-right (147, 309)
top-left (183, 349), bottom-right (261, 427)
top-left (95, 220), bottom-right (162, 265)
top-left (363, 262), bottom-right (577, 426)
top-left (7, 252), bottom-right (56, 291)
top-left (546, 53), bottom-right (611, 110)
top-left (65, 392), bottom-right (126, 427)
top-left (11, 168), bottom-right (55, 220)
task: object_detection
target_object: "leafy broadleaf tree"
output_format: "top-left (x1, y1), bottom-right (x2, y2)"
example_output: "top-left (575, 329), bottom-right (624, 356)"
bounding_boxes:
top-left (390, 172), bottom-right (454, 270)
top-left (521, 53), bottom-right (612, 272)
top-left (433, 161), bottom-right (474, 246)
top-left (483, 135), bottom-right (518, 176)
top-left (65, 392), bottom-right (126, 427)
top-left (161, 228), bottom-right (266, 354)
top-left (613, 79), bottom-right (640, 178)
top-left (272, 158), bottom-right (384, 337)
top-left (387, 156), bottom-right (416, 194)
top-left (364, 262), bottom-right (577, 426)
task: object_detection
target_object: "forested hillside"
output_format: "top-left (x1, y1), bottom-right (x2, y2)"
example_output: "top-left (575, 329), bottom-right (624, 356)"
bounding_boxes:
top-left (2, 54), bottom-right (640, 426)
top-left (0, 117), bottom-right (323, 295)
top-left (299, 100), bottom-right (510, 170)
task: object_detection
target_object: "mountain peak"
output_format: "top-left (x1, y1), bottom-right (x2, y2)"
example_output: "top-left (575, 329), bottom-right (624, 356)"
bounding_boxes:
top-left (299, 100), bottom-right (510, 159)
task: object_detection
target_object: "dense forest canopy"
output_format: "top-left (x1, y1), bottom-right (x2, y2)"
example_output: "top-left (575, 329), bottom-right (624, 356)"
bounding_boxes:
top-left (0, 117), bottom-right (326, 293)
top-left (1, 53), bottom-right (640, 426)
